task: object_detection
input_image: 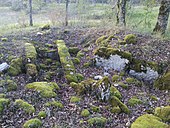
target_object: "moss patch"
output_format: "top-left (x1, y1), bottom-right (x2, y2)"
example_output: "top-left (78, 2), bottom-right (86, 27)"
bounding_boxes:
top-left (45, 101), bottom-right (63, 108)
top-left (23, 118), bottom-right (42, 128)
top-left (26, 64), bottom-right (38, 76)
top-left (26, 82), bottom-right (59, 98)
top-left (81, 109), bottom-right (90, 117)
top-left (38, 111), bottom-right (47, 119)
top-left (14, 99), bottom-right (35, 114)
top-left (25, 43), bottom-right (37, 63)
top-left (111, 106), bottom-right (121, 114)
top-left (68, 47), bottom-right (80, 55)
top-left (112, 75), bottom-right (121, 82)
top-left (124, 34), bottom-right (137, 44)
top-left (70, 96), bottom-right (81, 103)
top-left (0, 79), bottom-right (17, 92)
top-left (154, 106), bottom-right (170, 122)
top-left (0, 98), bottom-right (10, 113)
top-left (128, 97), bottom-right (142, 106)
top-left (131, 114), bottom-right (168, 128)
top-left (110, 86), bottom-right (122, 99)
top-left (87, 117), bottom-right (107, 128)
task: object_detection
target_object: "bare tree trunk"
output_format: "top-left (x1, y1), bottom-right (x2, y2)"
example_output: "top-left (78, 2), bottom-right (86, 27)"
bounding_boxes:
top-left (116, 0), bottom-right (127, 26)
top-left (29, 0), bottom-right (33, 26)
top-left (153, 0), bottom-right (170, 34)
top-left (65, 0), bottom-right (69, 26)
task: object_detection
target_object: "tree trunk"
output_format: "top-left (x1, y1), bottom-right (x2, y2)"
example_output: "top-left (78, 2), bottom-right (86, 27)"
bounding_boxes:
top-left (153, 0), bottom-right (170, 34)
top-left (65, 0), bottom-right (69, 26)
top-left (116, 0), bottom-right (127, 26)
top-left (29, 0), bottom-right (33, 26)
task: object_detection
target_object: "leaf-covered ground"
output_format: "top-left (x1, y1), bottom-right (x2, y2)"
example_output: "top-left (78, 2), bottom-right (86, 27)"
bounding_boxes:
top-left (0, 27), bottom-right (169, 128)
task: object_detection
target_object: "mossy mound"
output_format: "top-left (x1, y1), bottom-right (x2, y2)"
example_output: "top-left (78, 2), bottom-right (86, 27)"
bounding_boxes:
top-left (131, 114), bottom-right (168, 128)
top-left (110, 86), bottom-right (122, 99)
top-left (87, 117), bottom-right (107, 128)
top-left (0, 79), bottom-right (17, 92)
top-left (81, 109), bottom-right (90, 117)
top-left (128, 97), bottom-right (142, 106)
top-left (26, 64), bottom-right (38, 77)
top-left (14, 99), bottom-right (35, 114)
top-left (111, 106), bottom-right (121, 114)
top-left (70, 96), bottom-right (81, 103)
top-left (23, 118), bottom-right (42, 128)
top-left (55, 40), bottom-right (78, 83)
top-left (95, 35), bottom-right (108, 46)
top-left (112, 75), bottom-right (121, 82)
top-left (154, 71), bottom-right (170, 90)
top-left (154, 106), bottom-right (170, 122)
top-left (8, 58), bottom-right (23, 76)
top-left (0, 98), bottom-right (10, 113)
top-left (124, 34), bottom-right (137, 44)
top-left (25, 43), bottom-right (37, 63)
top-left (110, 96), bottom-right (130, 114)
top-left (68, 47), bottom-right (80, 55)
top-left (45, 101), bottom-right (63, 108)
top-left (38, 111), bottom-right (47, 119)
top-left (26, 82), bottom-right (59, 98)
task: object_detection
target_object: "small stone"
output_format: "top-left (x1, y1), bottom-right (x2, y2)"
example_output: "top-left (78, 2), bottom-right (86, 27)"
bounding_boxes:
top-left (94, 75), bottom-right (103, 80)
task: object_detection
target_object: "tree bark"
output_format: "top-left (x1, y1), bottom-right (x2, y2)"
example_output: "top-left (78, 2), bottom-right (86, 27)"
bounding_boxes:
top-left (153, 0), bottom-right (170, 34)
top-left (29, 0), bottom-right (33, 26)
top-left (116, 0), bottom-right (127, 26)
top-left (65, 0), bottom-right (69, 26)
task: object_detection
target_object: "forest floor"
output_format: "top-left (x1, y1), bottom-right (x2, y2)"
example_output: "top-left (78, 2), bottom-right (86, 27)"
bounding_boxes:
top-left (0, 27), bottom-right (169, 128)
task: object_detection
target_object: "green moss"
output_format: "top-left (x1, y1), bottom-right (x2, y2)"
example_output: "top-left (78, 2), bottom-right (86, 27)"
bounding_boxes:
top-left (0, 98), bottom-right (10, 113)
top-left (128, 97), bottom-right (142, 106)
top-left (112, 75), bottom-right (121, 82)
top-left (1, 38), bottom-right (8, 42)
top-left (126, 77), bottom-right (136, 84)
top-left (41, 24), bottom-right (50, 30)
top-left (124, 34), bottom-right (137, 44)
top-left (111, 106), bottom-right (121, 114)
top-left (76, 51), bottom-right (84, 58)
top-left (154, 106), bottom-right (170, 122)
top-left (0, 79), bottom-right (17, 92)
top-left (73, 58), bottom-right (80, 64)
top-left (65, 75), bottom-right (78, 83)
top-left (76, 73), bottom-right (84, 82)
top-left (119, 51), bottom-right (132, 60)
top-left (90, 105), bottom-right (100, 112)
top-left (55, 40), bottom-right (78, 83)
top-left (70, 96), bottom-right (81, 103)
top-left (131, 114), bottom-right (168, 128)
top-left (110, 86), bottom-right (122, 99)
top-left (118, 82), bottom-right (128, 89)
top-left (154, 71), bottom-right (170, 90)
top-left (83, 62), bottom-right (91, 68)
top-left (150, 95), bottom-right (158, 101)
top-left (25, 43), bottom-right (37, 63)
top-left (81, 109), bottom-right (90, 117)
top-left (87, 117), bottom-right (107, 127)
top-left (68, 47), bottom-right (80, 55)
top-left (95, 35), bottom-right (108, 45)
top-left (38, 111), bottom-right (47, 119)
top-left (26, 82), bottom-right (59, 98)
top-left (23, 118), bottom-right (42, 128)
top-left (0, 93), bottom-right (5, 98)
top-left (14, 99), bottom-right (35, 114)
top-left (110, 96), bottom-right (130, 114)
top-left (26, 64), bottom-right (38, 76)
top-left (8, 58), bottom-right (23, 76)
top-left (45, 101), bottom-right (63, 108)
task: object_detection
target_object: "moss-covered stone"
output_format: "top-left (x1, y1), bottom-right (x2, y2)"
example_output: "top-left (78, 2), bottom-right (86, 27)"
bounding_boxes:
top-left (154, 71), bottom-right (170, 90)
top-left (128, 97), bottom-right (142, 106)
top-left (111, 106), bottom-right (121, 114)
top-left (38, 111), bottom-right (47, 119)
top-left (8, 58), bottom-right (23, 76)
top-left (124, 34), bottom-right (137, 44)
top-left (0, 98), bottom-right (10, 113)
top-left (110, 96), bottom-right (130, 114)
top-left (41, 24), bottom-right (50, 30)
top-left (45, 101), bottom-right (63, 108)
top-left (73, 58), bottom-right (80, 64)
top-left (25, 43), bottom-right (37, 63)
top-left (112, 75), bottom-right (121, 82)
top-left (131, 114), bottom-right (168, 128)
top-left (26, 82), bottom-right (59, 98)
top-left (14, 99), bottom-right (35, 114)
top-left (118, 82), bottom-right (128, 89)
top-left (154, 106), bottom-right (170, 122)
top-left (90, 105), bottom-right (100, 112)
top-left (70, 96), bottom-right (81, 103)
top-left (68, 47), bottom-right (80, 55)
top-left (95, 35), bottom-right (108, 46)
top-left (55, 40), bottom-right (78, 83)
top-left (110, 86), bottom-right (122, 99)
top-left (87, 117), bottom-right (107, 128)
top-left (23, 118), bottom-right (42, 128)
top-left (0, 79), bottom-right (17, 92)
top-left (81, 109), bottom-right (90, 117)
top-left (76, 73), bottom-right (84, 82)
top-left (26, 64), bottom-right (38, 77)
